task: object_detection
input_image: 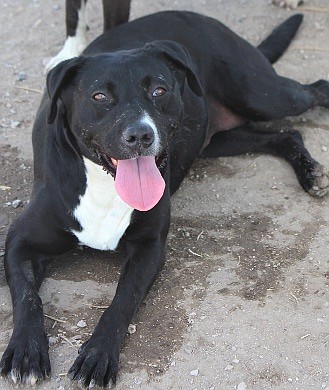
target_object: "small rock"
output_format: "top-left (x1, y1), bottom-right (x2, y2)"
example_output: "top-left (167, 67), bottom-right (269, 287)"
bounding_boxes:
top-left (321, 145), bottom-right (328, 152)
top-left (237, 382), bottom-right (247, 390)
top-left (10, 120), bottom-right (21, 129)
top-left (76, 320), bottom-right (87, 328)
top-left (12, 199), bottom-right (23, 208)
top-left (225, 364), bottom-right (234, 371)
top-left (17, 71), bottom-right (27, 81)
top-left (190, 368), bottom-right (199, 376)
top-left (48, 336), bottom-right (59, 346)
top-left (127, 324), bottom-right (137, 334)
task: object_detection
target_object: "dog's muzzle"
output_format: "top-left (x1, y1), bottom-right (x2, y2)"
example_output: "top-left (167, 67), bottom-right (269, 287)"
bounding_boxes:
top-left (91, 140), bottom-right (168, 211)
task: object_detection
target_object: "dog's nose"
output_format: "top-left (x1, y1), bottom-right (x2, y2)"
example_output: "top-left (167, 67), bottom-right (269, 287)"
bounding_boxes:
top-left (122, 125), bottom-right (155, 149)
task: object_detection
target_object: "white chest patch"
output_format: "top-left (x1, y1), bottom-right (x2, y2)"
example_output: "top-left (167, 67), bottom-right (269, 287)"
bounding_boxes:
top-left (71, 158), bottom-right (134, 251)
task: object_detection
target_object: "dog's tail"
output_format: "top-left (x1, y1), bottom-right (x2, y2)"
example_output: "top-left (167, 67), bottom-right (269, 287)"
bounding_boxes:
top-left (257, 14), bottom-right (303, 64)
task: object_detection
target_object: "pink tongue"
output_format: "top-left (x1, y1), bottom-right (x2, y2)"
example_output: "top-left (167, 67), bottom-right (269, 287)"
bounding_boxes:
top-left (115, 156), bottom-right (165, 211)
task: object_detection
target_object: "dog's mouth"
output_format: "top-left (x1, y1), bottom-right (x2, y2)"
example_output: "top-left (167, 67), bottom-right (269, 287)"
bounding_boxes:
top-left (92, 143), bottom-right (167, 211)
top-left (93, 146), bottom-right (167, 178)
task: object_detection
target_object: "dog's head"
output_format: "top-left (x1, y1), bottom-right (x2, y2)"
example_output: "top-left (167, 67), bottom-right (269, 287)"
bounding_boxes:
top-left (46, 40), bottom-right (203, 210)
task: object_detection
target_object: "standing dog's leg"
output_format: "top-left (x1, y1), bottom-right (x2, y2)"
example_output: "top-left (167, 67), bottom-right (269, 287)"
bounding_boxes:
top-left (0, 210), bottom-right (76, 386)
top-left (102, 0), bottom-right (131, 31)
top-left (46, 0), bottom-right (88, 71)
top-left (45, 0), bottom-right (131, 72)
top-left (201, 126), bottom-right (329, 197)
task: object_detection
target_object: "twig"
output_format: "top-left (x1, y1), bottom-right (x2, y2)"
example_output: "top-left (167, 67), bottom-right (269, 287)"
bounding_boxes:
top-left (289, 293), bottom-right (299, 303)
top-left (86, 304), bottom-right (108, 310)
top-left (300, 334), bottom-right (310, 340)
top-left (44, 313), bottom-right (67, 323)
top-left (59, 335), bottom-right (74, 347)
top-left (196, 231), bottom-right (204, 241)
top-left (298, 6), bottom-right (329, 13)
top-left (292, 47), bottom-right (329, 53)
top-left (188, 249), bottom-right (202, 257)
top-left (15, 85), bottom-right (43, 94)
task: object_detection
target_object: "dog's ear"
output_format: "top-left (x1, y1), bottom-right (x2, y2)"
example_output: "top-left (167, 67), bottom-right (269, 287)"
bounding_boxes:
top-left (145, 40), bottom-right (204, 97)
top-left (46, 57), bottom-right (86, 124)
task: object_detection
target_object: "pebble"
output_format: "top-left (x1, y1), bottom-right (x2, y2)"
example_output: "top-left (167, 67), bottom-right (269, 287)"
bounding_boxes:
top-left (237, 382), bottom-right (247, 390)
top-left (76, 320), bottom-right (87, 328)
top-left (17, 71), bottom-right (27, 81)
top-left (48, 336), bottom-right (59, 346)
top-left (10, 120), bottom-right (21, 129)
top-left (321, 145), bottom-right (327, 152)
top-left (127, 324), bottom-right (137, 334)
top-left (12, 199), bottom-right (23, 208)
top-left (190, 368), bottom-right (199, 376)
top-left (225, 364), bottom-right (234, 371)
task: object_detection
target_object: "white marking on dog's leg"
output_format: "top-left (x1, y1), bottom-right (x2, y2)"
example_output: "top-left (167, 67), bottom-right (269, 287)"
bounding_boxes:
top-left (140, 112), bottom-right (161, 154)
top-left (45, 1), bottom-right (88, 71)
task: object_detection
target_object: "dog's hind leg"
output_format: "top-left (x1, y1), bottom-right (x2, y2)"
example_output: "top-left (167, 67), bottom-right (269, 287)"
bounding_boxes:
top-left (220, 73), bottom-right (329, 122)
top-left (200, 126), bottom-right (329, 197)
top-left (207, 20), bottom-right (329, 122)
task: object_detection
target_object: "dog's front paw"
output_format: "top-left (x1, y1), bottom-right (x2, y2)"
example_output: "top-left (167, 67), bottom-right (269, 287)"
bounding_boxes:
top-left (0, 329), bottom-right (50, 386)
top-left (68, 336), bottom-right (119, 388)
top-left (307, 164), bottom-right (329, 197)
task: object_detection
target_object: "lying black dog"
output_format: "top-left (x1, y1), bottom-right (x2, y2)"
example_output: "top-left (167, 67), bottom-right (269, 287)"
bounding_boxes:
top-left (1, 10), bottom-right (329, 388)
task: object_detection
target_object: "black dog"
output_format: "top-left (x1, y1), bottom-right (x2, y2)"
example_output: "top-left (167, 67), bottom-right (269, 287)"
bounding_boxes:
top-left (1, 10), bottom-right (329, 388)
top-left (46, 0), bottom-right (131, 71)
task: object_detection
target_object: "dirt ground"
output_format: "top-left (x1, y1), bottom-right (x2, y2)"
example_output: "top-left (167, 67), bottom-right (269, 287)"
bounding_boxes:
top-left (0, 0), bottom-right (329, 389)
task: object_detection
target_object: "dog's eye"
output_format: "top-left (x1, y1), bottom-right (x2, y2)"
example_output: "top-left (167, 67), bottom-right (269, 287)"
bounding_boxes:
top-left (152, 87), bottom-right (167, 97)
top-left (93, 93), bottom-right (108, 102)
